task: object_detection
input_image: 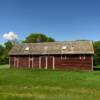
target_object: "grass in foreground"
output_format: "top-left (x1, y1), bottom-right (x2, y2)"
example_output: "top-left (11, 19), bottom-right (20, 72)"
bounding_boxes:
top-left (0, 65), bottom-right (100, 100)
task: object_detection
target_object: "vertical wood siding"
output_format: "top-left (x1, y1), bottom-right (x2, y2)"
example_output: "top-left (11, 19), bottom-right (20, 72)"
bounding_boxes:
top-left (47, 56), bottom-right (53, 69)
top-left (19, 56), bottom-right (29, 68)
top-left (10, 54), bottom-right (93, 70)
top-left (33, 56), bottom-right (39, 69)
top-left (41, 56), bottom-right (46, 69)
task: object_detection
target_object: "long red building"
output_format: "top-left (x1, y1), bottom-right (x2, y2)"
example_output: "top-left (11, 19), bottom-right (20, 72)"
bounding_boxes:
top-left (9, 41), bottom-right (94, 70)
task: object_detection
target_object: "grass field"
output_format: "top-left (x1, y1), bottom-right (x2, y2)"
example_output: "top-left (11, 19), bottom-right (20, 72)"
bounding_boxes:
top-left (0, 65), bottom-right (100, 100)
top-left (0, 65), bottom-right (10, 69)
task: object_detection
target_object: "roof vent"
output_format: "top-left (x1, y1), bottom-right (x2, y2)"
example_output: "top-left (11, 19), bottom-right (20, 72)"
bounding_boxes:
top-left (62, 46), bottom-right (67, 50)
top-left (44, 46), bottom-right (48, 50)
top-left (25, 47), bottom-right (30, 51)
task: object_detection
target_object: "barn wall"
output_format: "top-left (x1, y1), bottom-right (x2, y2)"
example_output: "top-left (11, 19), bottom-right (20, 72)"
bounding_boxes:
top-left (33, 56), bottom-right (39, 69)
top-left (10, 54), bottom-right (93, 70)
top-left (47, 56), bottom-right (53, 69)
top-left (54, 55), bottom-right (92, 70)
top-left (19, 56), bottom-right (29, 68)
top-left (41, 56), bottom-right (46, 69)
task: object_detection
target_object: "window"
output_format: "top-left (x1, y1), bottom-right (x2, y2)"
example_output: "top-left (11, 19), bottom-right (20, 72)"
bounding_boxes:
top-left (61, 55), bottom-right (67, 60)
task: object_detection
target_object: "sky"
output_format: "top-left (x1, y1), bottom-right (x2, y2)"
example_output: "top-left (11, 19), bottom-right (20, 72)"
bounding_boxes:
top-left (0, 0), bottom-right (100, 43)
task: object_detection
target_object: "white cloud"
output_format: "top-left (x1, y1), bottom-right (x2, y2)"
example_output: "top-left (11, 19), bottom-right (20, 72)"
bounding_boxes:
top-left (3, 32), bottom-right (18, 41)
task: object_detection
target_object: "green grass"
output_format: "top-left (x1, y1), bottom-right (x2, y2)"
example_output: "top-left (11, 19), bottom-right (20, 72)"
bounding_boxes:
top-left (0, 65), bottom-right (100, 100)
top-left (94, 65), bottom-right (100, 68)
top-left (0, 64), bottom-right (9, 69)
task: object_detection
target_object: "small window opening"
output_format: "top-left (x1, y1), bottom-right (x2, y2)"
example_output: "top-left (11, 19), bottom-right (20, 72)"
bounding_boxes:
top-left (61, 55), bottom-right (67, 60)
top-left (62, 46), bottom-right (67, 50)
top-left (25, 47), bottom-right (30, 51)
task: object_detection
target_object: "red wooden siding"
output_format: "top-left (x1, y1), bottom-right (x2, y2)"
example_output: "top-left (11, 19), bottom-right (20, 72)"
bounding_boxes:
top-left (55, 55), bottom-right (92, 70)
top-left (18, 56), bottom-right (29, 68)
top-left (41, 56), bottom-right (46, 69)
top-left (47, 56), bottom-right (53, 69)
top-left (33, 56), bottom-right (39, 69)
top-left (10, 54), bottom-right (93, 70)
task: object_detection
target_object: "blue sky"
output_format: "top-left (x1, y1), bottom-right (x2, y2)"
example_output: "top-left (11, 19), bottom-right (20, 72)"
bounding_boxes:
top-left (0, 0), bottom-right (100, 43)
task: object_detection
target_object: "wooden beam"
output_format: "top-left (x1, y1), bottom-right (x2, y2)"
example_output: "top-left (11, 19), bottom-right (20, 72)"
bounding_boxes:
top-left (29, 56), bottom-right (30, 68)
top-left (61, 55), bottom-right (63, 60)
top-left (17, 57), bottom-right (19, 68)
top-left (53, 56), bottom-right (55, 70)
top-left (45, 56), bottom-right (48, 69)
top-left (14, 56), bottom-right (16, 68)
top-left (32, 56), bottom-right (34, 68)
top-left (39, 56), bottom-right (41, 69)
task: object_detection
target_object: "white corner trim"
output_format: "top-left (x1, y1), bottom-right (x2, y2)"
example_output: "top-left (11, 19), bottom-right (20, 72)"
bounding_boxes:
top-left (39, 56), bottom-right (41, 69)
top-left (32, 57), bottom-right (34, 68)
top-left (45, 56), bottom-right (48, 69)
top-left (17, 57), bottom-right (19, 68)
top-left (29, 56), bottom-right (30, 68)
top-left (53, 56), bottom-right (55, 70)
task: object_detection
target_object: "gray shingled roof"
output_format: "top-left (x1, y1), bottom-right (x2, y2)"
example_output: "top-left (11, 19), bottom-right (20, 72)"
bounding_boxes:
top-left (9, 41), bottom-right (94, 55)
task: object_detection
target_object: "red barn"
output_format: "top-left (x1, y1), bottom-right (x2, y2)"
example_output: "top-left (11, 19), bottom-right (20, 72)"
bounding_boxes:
top-left (9, 41), bottom-right (94, 71)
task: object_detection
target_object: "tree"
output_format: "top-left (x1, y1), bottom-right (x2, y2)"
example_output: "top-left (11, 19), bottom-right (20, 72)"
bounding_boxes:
top-left (23, 33), bottom-right (55, 43)
top-left (0, 41), bottom-right (14, 65)
top-left (4, 41), bottom-right (14, 64)
top-left (0, 45), bottom-right (6, 64)
top-left (47, 37), bottom-right (55, 42)
top-left (4, 41), bottom-right (13, 52)
top-left (93, 41), bottom-right (100, 66)
top-left (0, 45), bottom-right (5, 55)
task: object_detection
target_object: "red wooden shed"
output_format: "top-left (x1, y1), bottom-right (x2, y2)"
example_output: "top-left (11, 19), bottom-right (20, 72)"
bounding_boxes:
top-left (9, 41), bottom-right (94, 70)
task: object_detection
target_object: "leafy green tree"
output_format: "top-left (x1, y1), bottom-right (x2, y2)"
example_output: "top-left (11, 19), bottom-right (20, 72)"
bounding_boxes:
top-left (0, 41), bottom-right (13, 65)
top-left (93, 41), bottom-right (100, 66)
top-left (0, 45), bottom-right (5, 55)
top-left (0, 45), bottom-right (6, 64)
top-left (4, 41), bottom-right (13, 52)
top-left (23, 33), bottom-right (55, 43)
top-left (47, 37), bottom-right (55, 42)
top-left (4, 41), bottom-right (13, 64)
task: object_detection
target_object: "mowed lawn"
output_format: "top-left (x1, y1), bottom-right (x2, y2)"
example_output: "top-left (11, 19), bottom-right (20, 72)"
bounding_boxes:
top-left (0, 65), bottom-right (100, 100)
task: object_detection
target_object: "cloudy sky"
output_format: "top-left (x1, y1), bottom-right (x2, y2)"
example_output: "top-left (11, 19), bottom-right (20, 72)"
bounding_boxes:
top-left (0, 0), bottom-right (100, 43)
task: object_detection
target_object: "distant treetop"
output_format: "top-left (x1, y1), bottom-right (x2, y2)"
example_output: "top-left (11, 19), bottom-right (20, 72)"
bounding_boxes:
top-left (23, 33), bottom-right (55, 43)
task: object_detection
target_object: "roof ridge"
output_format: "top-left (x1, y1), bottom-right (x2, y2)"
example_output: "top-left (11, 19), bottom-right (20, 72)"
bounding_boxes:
top-left (18, 40), bottom-right (92, 45)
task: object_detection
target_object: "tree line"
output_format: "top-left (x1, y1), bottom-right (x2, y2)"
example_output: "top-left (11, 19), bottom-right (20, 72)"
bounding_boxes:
top-left (0, 33), bottom-right (100, 67)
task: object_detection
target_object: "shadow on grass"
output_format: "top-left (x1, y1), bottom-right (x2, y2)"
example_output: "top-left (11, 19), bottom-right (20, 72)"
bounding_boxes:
top-left (94, 68), bottom-right (100, 71)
